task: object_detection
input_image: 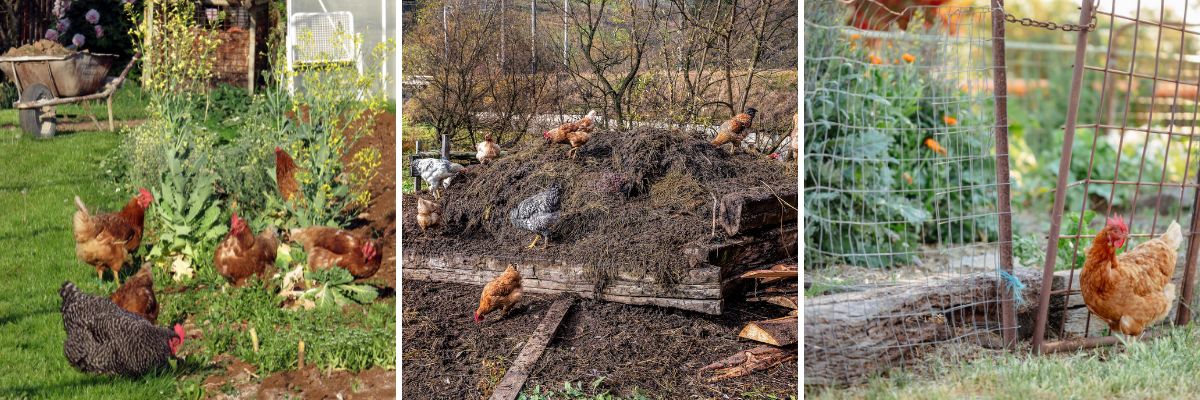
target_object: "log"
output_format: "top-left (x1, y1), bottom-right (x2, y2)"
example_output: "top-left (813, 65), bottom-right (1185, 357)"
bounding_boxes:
top-left (740, 316), bottom-right (798, 346)
top-left (489, 296), bottom-right (575, 400)
top-left (689, 226), bottom-right (798, 271)
top-left (718, 187), bottom-right (798, 236)
top-left (765, 295), bottom-right (798, 310)
top-left (739, 264), bottom-right (798, 280)
top-left (700, 345), bottom-right (797, 382)
top-left (804, 267), bottom-right (1046, 385)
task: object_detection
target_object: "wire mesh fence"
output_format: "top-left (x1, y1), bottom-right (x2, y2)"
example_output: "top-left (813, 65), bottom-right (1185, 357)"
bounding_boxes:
top-left (803, 0), bottom-right (1017, 384)
top-left (1032, 0), bottom-right (1200, 352)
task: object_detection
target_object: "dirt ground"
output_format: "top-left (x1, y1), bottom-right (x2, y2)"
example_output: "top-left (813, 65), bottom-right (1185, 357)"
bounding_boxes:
top-left (346, 110), bottom-right (397, 289)
top-left (402, 280), bottom-right (798, 399)
top-left (201, 354), bottom-right (395, 399)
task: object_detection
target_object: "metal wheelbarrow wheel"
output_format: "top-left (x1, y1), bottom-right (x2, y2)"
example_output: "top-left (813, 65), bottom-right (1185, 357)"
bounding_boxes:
top-left (19, 83), bottom-right (56, 138)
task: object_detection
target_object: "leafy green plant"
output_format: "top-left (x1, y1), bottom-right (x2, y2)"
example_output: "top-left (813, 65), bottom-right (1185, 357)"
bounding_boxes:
top-left (304, 268), bottom-right (379, 308)
top-left (146, 143), bottom-right (228, 273)
top-left (804, 14), bottom-right (996, 268)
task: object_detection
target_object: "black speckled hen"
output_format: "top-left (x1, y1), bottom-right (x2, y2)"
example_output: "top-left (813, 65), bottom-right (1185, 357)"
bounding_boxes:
top-left (60, 282), bottom-right (184, 377)
top-left (509, 183), bottom-right (562, 249)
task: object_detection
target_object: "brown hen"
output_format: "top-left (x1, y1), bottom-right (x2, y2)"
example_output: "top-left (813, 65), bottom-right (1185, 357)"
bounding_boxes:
top-left (290, 226), bottom-right (382, 279)
top-left (214, 213), bottom-right (278, 286)
top-left (73, 188), bottom-right (153, 285)
top-left (475, 264), bottom-right (523, 323)
top-left (110, 264), bottom-right (158, 323)
top-left (544, 110), bottom-right (596, 159)
top-left (275, 147), bottom-right (300, 202)
top-left (712, 108), bottom-right (757, 153)
top-left (1081, 216), bottom-right (1182, 336)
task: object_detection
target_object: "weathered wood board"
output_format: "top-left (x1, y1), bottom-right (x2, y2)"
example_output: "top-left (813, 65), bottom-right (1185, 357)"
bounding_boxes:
top-left (804, 267), bottom-right (1048, 385)
top-left (402, 252), bottom-right (725, 314)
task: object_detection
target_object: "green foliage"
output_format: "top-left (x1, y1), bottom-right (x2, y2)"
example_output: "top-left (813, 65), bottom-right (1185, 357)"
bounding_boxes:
top-left (804, 10), bottom-right (996, 268)
top-left (304, 268), bottom-right (380, 308)
top-left (145, 143), bottom-right (228, 265)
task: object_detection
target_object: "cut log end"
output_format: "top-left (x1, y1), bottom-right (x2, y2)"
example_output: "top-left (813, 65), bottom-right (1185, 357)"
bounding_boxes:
top-left (739, 316), bottom-right (798, 346)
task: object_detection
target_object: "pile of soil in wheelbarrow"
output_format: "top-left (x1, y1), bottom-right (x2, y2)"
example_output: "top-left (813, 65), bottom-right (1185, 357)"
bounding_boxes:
top-left (401, 280), bottom-right (798, 398)
top-left (401, 127), bottom-right (797, 287)
top-left (345, 109), bottom-right (397, 289)
top-left (3, 40), bottom-right (74, 57)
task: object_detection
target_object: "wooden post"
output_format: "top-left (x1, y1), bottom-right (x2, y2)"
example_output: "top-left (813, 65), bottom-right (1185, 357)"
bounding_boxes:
top-left (440, 134), bottom-right (450, 160)
top-left (412, 140), bottom-right (423, 192)
top-left (247, 4), bottom-right (257, 94)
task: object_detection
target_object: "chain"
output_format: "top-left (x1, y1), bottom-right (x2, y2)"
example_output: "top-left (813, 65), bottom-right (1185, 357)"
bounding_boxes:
top-left (1002, 8), bottom-right (1097, 32)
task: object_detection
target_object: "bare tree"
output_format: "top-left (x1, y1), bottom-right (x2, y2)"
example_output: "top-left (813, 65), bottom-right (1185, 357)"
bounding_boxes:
top-left (406, 0), bottom-right (501, 145)
top-left (558, 0), bottom-right (661, 128)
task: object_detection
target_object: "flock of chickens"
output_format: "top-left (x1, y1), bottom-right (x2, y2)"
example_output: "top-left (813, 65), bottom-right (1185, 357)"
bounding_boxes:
top-left (59, 147), bottom-right (383, 378)
top-left (413, 108), bottom-right (765, 324)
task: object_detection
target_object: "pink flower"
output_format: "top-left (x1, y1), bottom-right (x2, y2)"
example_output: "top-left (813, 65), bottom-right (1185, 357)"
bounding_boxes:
top-left (85, 9), bottom-right (100, 24)
top-left (57, 18), bottom-right (70, 32)
top-left (94, 25), bottom-right (104, 38)
top-left (45, 29), bottom-right (59, 41)
top-left (72, 34), bottom-right (85, 48)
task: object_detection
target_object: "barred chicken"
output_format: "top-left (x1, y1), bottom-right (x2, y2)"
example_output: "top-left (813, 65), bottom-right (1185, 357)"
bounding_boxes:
top-left (476, 133), bottom-right (500, 165)
top-left (416, 197), bottom-right (442, 235)
top-left (712, 108), bottom-right (757, 153)
top-left (73, 188), bottom-right (153, 285)
top-left (509, 183), bottom-right (562, 249)
top-left (214, 213), bottom-right (278, 286)
top-left (476, 264), bottom-right (523, 323)
top-left (1082, 217), bottom-right (1182, 337)
top-left (110, 265), bottom-right (158, 323)
top-left (60, 282), bottom-right (185, 377)
top-left (290, 226), bottom-right (383, 279)
top-left (413, 158), bottom-right (465, 199)
top-left (544, 110), bottom-right (596, 159)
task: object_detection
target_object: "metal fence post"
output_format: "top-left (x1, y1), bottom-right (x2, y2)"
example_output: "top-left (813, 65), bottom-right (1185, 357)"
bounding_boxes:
top-left (1176, 173), bottom-right (1200, 325)
top-left (990, 0), bottom-right (1017, 349)
top-left (1031, 0), bottom-right (1095, 354)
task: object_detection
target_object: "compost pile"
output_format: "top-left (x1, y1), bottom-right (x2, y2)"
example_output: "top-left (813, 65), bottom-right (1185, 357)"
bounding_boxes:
top-left (402, 127), bottom-right (796, 286)
top-left (3, 40), bottom-right (74, 57)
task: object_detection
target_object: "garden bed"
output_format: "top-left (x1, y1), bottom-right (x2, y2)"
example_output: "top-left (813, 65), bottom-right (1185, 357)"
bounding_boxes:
top-left (401, 280), bottom-right (798, 398)
top-left (401, 127), bottom-right (798, 314)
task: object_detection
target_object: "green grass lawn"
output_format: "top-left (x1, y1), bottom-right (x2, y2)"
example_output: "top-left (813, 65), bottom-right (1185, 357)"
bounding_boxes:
top-left (810, 325), bottom-right (1200, 399)
top-left (0, 128), bottom-right (184, 398)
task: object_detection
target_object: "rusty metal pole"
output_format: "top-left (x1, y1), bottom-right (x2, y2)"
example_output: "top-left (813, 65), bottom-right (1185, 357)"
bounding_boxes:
top-left (990, 0), bottom-right (1017, 349)
top-left (1031, 0), bottom-right (1095, 354)
top-left (1175, 172), bottom-right (1200, 326)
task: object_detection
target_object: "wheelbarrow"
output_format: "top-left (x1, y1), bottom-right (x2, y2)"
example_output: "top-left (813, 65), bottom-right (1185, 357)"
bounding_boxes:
top-left (0, 51), bottom-right (139, 138)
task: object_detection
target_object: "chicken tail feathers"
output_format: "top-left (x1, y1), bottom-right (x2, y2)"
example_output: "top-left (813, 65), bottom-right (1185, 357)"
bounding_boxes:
top-left (72, 197), bottom-right (98, 242)
top-left (1163, 221), bottom-right (1183, 250)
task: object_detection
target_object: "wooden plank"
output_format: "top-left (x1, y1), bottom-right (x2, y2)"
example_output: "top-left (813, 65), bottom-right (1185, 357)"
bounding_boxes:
top-left (739, 269), bottom-right (798, 280)
top-left (404, 267), bottom-right (722, 314)
top-left (739, 316), bottom-right (798, 346)
top-left (489, 296), bottom-right (575, 400)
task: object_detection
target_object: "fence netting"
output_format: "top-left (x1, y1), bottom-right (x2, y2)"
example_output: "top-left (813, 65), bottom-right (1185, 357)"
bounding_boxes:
top-left (803, 0), bottom-right (1012, 383)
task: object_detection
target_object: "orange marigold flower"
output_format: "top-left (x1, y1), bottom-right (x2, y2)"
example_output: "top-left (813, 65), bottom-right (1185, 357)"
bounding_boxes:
top-left (850, 33), bottom-right (861, 40)
top-left (924, 137), bottom-right (948, 156)
top-left (902, 53), bottom-right (916, 63)
top-left (869, 55), bottom-right (883, 65)
top-left (943, 115), bottom-right (958, 126)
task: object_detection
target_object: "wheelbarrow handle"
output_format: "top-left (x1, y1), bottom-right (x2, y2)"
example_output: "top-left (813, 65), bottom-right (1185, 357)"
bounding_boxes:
top-left (113, 52), bottom-right (141, 82)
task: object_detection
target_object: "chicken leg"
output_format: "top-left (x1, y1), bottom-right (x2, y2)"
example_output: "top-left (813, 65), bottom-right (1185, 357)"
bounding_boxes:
top-left (526, 234), bottom-right (541, 249)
